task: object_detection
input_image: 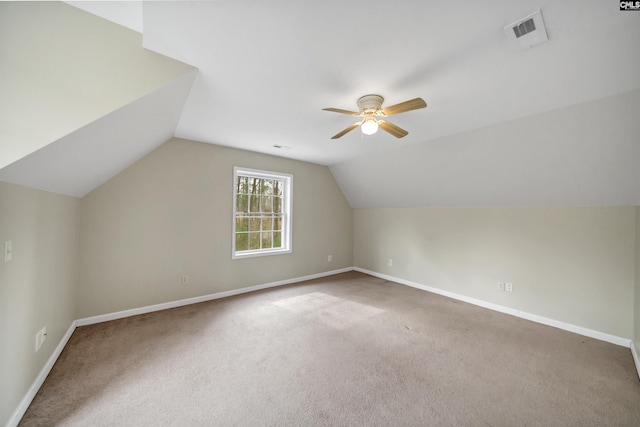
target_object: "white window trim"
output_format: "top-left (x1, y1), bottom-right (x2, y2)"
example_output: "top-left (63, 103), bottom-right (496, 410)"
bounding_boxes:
top-left (232, 166), bottom-right (293, 259)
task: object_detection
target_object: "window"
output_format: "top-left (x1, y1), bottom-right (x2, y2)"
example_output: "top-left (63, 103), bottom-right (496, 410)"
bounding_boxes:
top-left (233, 167), bottom-right (292, 259)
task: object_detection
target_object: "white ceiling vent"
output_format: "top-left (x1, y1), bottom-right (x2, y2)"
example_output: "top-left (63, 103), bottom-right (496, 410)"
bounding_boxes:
top-left (504, 10), bottom-right (548, 50)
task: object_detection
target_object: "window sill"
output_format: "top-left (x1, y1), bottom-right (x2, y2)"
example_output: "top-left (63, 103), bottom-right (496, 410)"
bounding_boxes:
top-left (232, 248), bottom-right (292, 260)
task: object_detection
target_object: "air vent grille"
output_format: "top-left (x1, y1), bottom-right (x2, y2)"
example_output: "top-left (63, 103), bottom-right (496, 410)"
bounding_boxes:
top-left (513, 18), bottom-right (536, 38)
top-left (504, 10), bottom-right (548, 50)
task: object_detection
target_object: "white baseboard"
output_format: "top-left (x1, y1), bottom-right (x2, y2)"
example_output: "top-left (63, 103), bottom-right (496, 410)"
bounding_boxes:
top-left (6, 320), bottom-right (77, 427)
top-left (632, 341), bottom-right (640, 381)
top-left (9, 266), bottom-right (632, 427)
top-left (354, 267), bottom-right (631, 348)
top-left (76, 267), bottom-right (354, 326)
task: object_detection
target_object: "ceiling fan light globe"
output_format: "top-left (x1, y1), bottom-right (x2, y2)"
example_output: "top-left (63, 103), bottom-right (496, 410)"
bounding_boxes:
top-left (361, 120), bottom-right (378, 135)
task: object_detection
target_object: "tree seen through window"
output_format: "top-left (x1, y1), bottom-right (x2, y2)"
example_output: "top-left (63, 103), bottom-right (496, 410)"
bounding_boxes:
top-left (234, 172), bottom-right (287, 253)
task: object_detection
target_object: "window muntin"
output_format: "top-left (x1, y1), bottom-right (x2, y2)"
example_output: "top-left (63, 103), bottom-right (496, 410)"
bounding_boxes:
top-left (233, 167), bottom-right (292, 258)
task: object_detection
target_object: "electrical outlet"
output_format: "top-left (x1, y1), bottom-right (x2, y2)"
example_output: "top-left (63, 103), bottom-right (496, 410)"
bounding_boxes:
top-left (328, 255), bottom-right (332, 262)
top-left (388, 259), bottom-right (393, 267)
top-left (182, 275), bottom-right (189, 285)
top-left (505, 282), bottom-right (513, 292)
top-left (498, 282), bottom-right (505, 291)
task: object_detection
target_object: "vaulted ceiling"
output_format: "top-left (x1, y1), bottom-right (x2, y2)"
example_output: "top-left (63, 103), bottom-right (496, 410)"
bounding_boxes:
top-left (1, 1), bottom-right (639, 206)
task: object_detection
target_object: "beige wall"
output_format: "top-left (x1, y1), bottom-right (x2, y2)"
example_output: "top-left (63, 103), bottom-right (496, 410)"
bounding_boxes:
top-left (354, 206), bottom-right (635, 338)
top-left (78, 138), bottom-right (353, 317)
top-left (0, 2), bottom-right (193, 169)
top-left (2, 137), bottom-right (638, 424)
top-left (0, 183), bottom-right (79, 425)
top-left (634, 207), bottom-right (640, 355)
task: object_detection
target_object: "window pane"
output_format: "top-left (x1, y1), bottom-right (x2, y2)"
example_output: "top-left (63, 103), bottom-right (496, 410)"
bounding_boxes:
top-left (262, 215), bottom-right (273, 231)
top-left (249, 216), bottom-right (261, 231)
top-left (262, 179), bottom-right (273, 196)
top-left (248, 177), bottom-right (258, 194)
top-left (237, 176), bottom-right (249, 194)
top-left (273, 196), bottom-right (282, 213)
top-left (236, 216), bottom-right (248, 232)
top-left (253, 178), bottom-right (263, 195)
top-left (261, 232), bottom-right (273, 249)
top-left (249, 195), bottom-right (260, 212)
top-left (249, 232), bottom-right (261, 250)
top-left (273, 215), bottom-right (282, 231)
top-left (261, 196), bottom-right (273, 213)
top-left (273, 180), bottom-right (283, 196)
top-left (273, 232), bottom-right (282, 248)
top-left (236, 194), bottom-right (248, 213)
top-left (236, 233), bottom-right (248, 251)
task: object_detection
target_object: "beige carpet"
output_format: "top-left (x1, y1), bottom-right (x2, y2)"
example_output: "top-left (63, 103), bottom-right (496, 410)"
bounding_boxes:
top-left (20, 272), bottom-right (640, 426)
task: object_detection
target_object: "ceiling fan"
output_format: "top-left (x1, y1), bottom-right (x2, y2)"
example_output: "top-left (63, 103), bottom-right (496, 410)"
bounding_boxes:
top-left (323, 94), bottom-right (427, 139)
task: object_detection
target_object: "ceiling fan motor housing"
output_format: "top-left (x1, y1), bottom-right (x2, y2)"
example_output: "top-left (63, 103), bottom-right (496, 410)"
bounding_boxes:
top-left (357, 94), bottom-right (384, 114)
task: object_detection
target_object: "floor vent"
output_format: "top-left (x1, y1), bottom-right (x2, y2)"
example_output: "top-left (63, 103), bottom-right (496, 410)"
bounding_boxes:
top-left (504, 10), bottom-right (548, 50)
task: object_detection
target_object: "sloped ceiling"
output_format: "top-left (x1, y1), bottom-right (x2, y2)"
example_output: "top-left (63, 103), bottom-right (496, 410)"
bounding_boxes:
top-left (0, 2), bottom-right (195, 196)
top-left (141, 0), bottom-right (640, 167)
top-left (332, 89), bottom-right (640, 208)
top-left (0, 71), bottom-right (196, 197)
top-left (1, 1), bottom-right (639, 205)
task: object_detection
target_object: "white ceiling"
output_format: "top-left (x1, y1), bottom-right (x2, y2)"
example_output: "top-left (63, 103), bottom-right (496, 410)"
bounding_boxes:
top-left (139, 0), bottom-right (640, 165)
top-left (2, 1), bottom-right (639, 203)
top-left (331, 89), bottom-right (640, 208)
top-left (66, 1), bottom-right (143, 33)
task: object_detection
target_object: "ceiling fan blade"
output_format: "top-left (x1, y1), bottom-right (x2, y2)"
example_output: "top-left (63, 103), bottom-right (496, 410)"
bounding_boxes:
top-left (381, 98), bottom-right (427, 116)
top-left (331, 122), bottom-right (361, 139)
top-left (378, 120), bottom-right (409, 138)
top-left (322, 107), bottom-right (361, 116)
